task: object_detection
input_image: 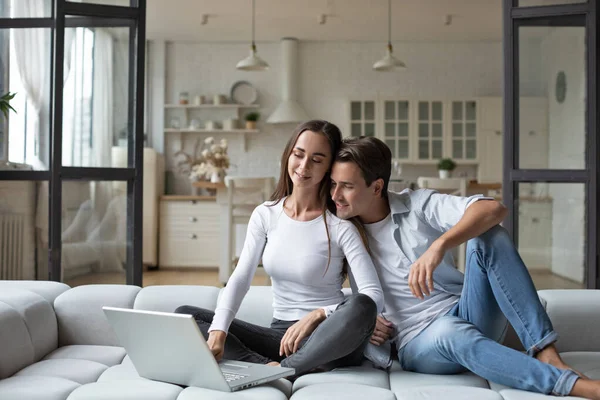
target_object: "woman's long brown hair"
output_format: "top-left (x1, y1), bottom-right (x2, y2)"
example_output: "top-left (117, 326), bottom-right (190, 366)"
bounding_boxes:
top-left (268, 120), bottom-right (343, 276)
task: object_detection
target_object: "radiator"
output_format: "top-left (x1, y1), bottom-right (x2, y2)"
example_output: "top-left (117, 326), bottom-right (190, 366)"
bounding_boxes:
top-left (0, 213), bottom-right (25, 280)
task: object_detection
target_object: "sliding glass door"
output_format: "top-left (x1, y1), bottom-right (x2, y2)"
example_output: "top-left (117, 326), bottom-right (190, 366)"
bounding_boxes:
top-left (503, 0), bottom-right (598, 289)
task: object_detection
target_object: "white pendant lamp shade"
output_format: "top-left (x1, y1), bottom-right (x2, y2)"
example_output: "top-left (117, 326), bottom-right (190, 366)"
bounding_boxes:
top-left (236, 44), bottom-right (269, 71)
top-left (373, 43), bottom-right (406, 71)
top-left (373, 0), bottom-right (406, 71)
top-left (237, 0), bottom-right (269, 71)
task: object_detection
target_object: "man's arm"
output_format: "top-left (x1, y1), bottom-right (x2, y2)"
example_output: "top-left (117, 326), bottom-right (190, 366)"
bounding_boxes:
top-left (409, 199), bottom-right (507, 299)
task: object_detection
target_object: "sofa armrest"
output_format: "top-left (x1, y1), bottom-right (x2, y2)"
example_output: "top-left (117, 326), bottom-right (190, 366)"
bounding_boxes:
top-left (538, 289), bottom-right (600, 353)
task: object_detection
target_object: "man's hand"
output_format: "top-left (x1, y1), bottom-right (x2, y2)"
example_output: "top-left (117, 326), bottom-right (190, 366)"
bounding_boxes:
top-left (279, 309), bottom-right (326, 357)
top-left (207, 330), bottom-right (227, 361)
top-left (408, 241), bottom-right (446, 299)
top-left (370, 316), bottom-right (395, 346)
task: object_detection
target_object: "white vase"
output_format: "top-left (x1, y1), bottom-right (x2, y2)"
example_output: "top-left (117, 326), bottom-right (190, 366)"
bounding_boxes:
top-left (439, 169), bottom-right (451, 179)
top-left (210, 170), bottom-right (222, 183)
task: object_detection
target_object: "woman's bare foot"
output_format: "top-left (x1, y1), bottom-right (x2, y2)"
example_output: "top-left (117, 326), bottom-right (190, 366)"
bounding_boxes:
top-left (266, 361), bottom-right (280, 367)
top-left (536, 344), bottom-right (588, 379)
top-left (570, 379), bottom-right (600, 399)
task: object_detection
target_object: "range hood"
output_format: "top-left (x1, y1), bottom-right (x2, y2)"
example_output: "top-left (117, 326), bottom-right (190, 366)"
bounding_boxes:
top-left (267, 38), bottom-right (309, 124)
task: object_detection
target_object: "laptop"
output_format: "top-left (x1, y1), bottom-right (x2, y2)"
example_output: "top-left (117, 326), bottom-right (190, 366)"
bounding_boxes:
top-left (102, 307), bottom-right (295, 392)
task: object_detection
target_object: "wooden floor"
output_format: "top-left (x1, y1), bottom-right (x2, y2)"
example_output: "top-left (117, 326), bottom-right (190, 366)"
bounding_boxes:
top-left (65, 267), bottom-right (584, 290)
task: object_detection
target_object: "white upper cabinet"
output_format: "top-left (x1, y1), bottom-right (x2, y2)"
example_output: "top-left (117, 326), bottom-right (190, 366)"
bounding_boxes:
top-left (449, 100), bottom-right (478, 162)
top-left (416, 100), bottom-right (445, 161)
top-left (349, 100), bottom-right (377, 138)
top-left (382, 100), bottom-right (411, 161)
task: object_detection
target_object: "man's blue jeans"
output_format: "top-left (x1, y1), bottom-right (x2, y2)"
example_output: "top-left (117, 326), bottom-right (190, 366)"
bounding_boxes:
top-left (399, 225), bottom-right (579, 396)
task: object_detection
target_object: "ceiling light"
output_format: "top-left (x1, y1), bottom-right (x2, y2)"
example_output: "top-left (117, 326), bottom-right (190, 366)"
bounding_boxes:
top-left (236, 0), bottom-right (269, 71)
top-left (373, 0), bottom-right (406, 71)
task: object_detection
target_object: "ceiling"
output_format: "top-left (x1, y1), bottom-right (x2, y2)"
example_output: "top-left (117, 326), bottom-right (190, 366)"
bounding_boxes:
top-left (144, 0), bottom-right (503, 43)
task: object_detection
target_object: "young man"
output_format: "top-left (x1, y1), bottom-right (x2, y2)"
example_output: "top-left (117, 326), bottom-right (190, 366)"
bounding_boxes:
top-left (330, 136), bottom-right (600, 399)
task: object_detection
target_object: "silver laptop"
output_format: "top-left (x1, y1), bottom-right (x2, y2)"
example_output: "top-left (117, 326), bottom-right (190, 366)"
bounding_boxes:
top-left (103, 307), bottom-right (295, 392)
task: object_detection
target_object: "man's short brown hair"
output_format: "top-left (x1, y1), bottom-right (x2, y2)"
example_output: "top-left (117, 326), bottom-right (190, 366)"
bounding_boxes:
top-left (336, 137), bottom-right (392, 198)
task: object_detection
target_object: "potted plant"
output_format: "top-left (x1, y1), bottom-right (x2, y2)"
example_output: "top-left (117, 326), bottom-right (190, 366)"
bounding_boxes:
top-left (0, 92), bottom-right (17, 119)
top-left (437, 158), bottom-right (457, 179)
top-left (245, 112), bottom-right (260, 130)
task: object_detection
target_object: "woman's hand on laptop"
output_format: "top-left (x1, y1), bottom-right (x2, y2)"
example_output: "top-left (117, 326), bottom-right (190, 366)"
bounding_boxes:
top-left (207, 331), bottom-right (227, 361)
top-left (279, 309), bottom-right (326, 357)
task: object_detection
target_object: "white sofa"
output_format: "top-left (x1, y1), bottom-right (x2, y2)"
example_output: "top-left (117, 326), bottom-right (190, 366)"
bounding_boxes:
top-left (0, 280), bottom-right (598, 400)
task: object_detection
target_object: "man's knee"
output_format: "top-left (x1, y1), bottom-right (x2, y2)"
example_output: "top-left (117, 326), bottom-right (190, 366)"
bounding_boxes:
top-left (470, 224), bottom-right (513, 251)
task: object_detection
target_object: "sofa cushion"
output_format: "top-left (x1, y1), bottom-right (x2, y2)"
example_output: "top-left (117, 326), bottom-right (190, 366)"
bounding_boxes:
top-left (66, 380), bottom-right (183, 400)
top-left (0, 280), bottom-right (70, 304)
top-left (54, 284), bottom-right (141, 346)
top-left (292, 361), bottom-right (390, 392)
top-left (538, 290), bottom-right (600, 352)
top-left (498, 389), bottom-right (583, 399)
top-left (389, 360), bottom-right (489, 390)
top-left (0, 289), bottom-right (58, 379)
top-left (177, 383), bottom-right (290, 400)
top-left (0, 375), bottom-right (79, 400)
top-left (220, 286), bottom-right (274, 328)
top-left (290, 383), bottom-right (396, 400)
top-left (394, 386), bottom-right (503, 400)
top-left (44, 345), bottom-right (126, 367)
top-left (15, 358), bottom-right (108, 385)
top-left (134, 285), bottom-right (221, 313)
top-left (561, 351), bottom-right (600, 379)
top-left (489, 351), bottom-right (600, 393)
top-left (97, 364), bottom-right (142, 382)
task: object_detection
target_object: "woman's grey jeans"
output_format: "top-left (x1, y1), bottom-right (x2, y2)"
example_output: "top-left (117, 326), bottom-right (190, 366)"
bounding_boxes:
top-left (175, 293), bottom-right (377, 376)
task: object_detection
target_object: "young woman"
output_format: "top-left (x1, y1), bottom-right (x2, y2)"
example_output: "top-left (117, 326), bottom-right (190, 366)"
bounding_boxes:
top-left (175, 120), bottom-right (383, 376)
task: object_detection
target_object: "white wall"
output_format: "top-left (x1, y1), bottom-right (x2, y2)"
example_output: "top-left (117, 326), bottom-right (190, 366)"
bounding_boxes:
top-left (542, 27), bottom-right (586, 283)
top-left (152, 40), bottom-right (504, 194)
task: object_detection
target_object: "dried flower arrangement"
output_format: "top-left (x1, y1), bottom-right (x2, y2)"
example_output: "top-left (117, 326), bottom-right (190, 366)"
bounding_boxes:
top-left (174, 136), bottom-right (230, 181)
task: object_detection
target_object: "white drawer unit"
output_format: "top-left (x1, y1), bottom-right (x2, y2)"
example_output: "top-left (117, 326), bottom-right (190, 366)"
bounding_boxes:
top-left (517, 199), bottom-right (553, 271)
top-left (159, 198), bottom-right (220, 268)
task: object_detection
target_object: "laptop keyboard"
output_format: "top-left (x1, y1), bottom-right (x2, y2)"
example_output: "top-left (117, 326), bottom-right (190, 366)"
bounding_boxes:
top-left (222, 372), bottom-right (247, 382)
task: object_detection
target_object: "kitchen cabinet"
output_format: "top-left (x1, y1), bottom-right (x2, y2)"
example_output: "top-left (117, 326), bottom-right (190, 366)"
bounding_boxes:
top-left (517, 199), bottom-right (553, 271)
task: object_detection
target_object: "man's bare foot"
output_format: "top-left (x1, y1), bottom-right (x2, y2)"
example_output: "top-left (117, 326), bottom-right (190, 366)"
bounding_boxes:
top-left (266, 361), bottom-right (280, 367)
top-left (570, 379), bottom-right (600, 399)
top-left (536, 344), bottom-right (588, 379)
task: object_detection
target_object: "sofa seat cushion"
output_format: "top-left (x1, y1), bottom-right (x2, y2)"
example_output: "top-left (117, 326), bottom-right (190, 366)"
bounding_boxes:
top-left (498, 389), bottom-right (584, 399)
top-left (44, 345), bottom-right (126, 367)
top-left (292, 361), bottom-right (390, 392)
top-left (177, 384), bottom-right (289, 400)
top-left (394, 386), bottom-right (503, 400)
top-left (389, 360), bottom-right (489, 391)
top-left (290, 383), bottom-right (396, 400)
top-left (67, 380), bottom-right (182, 400)
top-left (97, 362), bottom-right (142, 382)
top-left (15, 359), bottom-right (108, 385)
top-left (0, 375), bottom-right (80, 400)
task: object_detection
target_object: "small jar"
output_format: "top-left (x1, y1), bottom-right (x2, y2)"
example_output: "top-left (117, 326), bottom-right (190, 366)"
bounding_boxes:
top-left (179, 91), bottom-right (189, 105)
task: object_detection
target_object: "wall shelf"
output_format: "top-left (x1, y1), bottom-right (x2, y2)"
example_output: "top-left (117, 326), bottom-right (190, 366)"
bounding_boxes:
top-left (164, 129), bottom-right (259, 134)
top-left (165, 104), bottom-right (259, 109)
top-left (164, 128), bottom-right (260, 151)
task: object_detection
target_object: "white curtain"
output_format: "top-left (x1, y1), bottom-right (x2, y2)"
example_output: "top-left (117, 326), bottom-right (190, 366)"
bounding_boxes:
top-left (89, 29), bottom-right (115, 222)
top-left (10, 0), bottom-right (74, 169)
